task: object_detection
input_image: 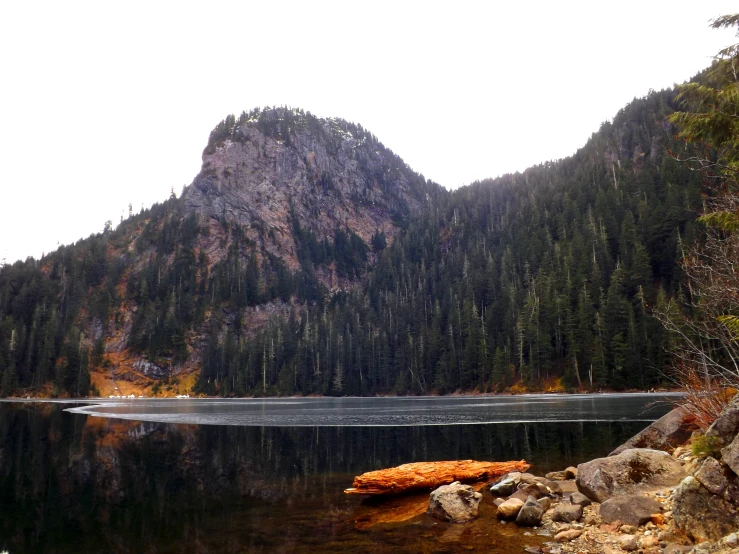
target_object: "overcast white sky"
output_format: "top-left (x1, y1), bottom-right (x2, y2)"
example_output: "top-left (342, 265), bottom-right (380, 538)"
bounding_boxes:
top-left (1, 1), bottom-right (737, 264)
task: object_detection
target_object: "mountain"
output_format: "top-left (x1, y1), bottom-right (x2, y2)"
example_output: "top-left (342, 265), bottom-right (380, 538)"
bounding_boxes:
top-left (185, 107), bottom-right (439, 271)
top-left (0, 93), bottom-right (704, 397)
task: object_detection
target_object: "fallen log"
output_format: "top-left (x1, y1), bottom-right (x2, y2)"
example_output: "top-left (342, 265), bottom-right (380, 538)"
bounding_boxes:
top-left (345, 459), bottom-right (530, 495)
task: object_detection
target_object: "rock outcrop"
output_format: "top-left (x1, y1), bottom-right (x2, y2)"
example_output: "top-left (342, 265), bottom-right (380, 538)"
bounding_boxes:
top-left (706, 395), bottom-right (739, 446)
top-left (673, 476), bottom-right (739, 543)
top-left (610, 406), bottom-right (700, 456)
top-left (184, 108), bottom-right (438, 273)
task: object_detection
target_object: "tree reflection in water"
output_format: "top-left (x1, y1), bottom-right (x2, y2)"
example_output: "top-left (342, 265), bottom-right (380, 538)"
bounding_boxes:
top-left (0, 403), bottom-right (649, 553)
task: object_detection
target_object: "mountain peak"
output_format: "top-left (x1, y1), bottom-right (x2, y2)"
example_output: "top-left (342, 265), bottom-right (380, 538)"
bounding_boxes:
top-left (183, 107), bottom-right (440, 270)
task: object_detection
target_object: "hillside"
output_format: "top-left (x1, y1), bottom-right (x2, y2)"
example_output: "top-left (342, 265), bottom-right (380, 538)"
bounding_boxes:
top-left (0, 93), bottom-right (705, 397)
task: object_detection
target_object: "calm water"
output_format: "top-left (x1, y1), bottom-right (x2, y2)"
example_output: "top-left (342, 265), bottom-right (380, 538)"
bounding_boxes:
top-left (0, 394), bottom-right (675, 553)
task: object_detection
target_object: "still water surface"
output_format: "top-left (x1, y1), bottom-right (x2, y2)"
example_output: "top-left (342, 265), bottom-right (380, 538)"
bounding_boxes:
top-left (0, 394), bottom-right (675, 553)
top-left (65, 393), bottom-right (673, 426)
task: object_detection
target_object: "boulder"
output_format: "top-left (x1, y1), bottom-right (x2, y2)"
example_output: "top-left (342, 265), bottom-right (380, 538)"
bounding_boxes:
top-left (599, 494), bottom-right (663, 527)
top-left (564, 466), bottom-right (578, 479)
top-left (545, 470), bottom-right (567, 480)
top-left (551, 503), bottom-right (583, 523)
top-left (569, 492), bottom-right (592, 507)
top-left (497, 497), bottom-right (524, 519)
top-left (695, 456), bottom-right (730, 496)
top-left (673, 476), bottom-right (739, 543)
top-left (515, 495), bottom-right (544, 527)
top-left (576, 448), bottom-right (687, 502)
top-left (706, 394), bottom-right (739, 445)
top-left (610, 407), bottom-right (700, 456)
top-left (427, 481), bottom-right (482, 523)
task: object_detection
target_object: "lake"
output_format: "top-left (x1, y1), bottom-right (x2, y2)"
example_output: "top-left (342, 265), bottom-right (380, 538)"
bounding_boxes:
top-left (0, 394), bottom-right (676, 553)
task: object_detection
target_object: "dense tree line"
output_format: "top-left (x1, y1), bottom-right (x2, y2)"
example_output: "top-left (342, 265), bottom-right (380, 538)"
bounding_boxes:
top-left (0, 90), bottom-right (711, 397)
top-left (194, 89), bottom-right (705, 395)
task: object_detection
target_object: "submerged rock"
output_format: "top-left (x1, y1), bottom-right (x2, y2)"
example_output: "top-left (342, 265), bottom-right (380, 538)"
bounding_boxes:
top-left (427, 481), bottom-right (482, 523)
top-left (496, 497), bottom-right (524, 519)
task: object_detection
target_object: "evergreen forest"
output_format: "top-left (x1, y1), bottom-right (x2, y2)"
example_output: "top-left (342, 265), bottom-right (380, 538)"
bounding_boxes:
top-left (0, 85), bottom-right (712, 397)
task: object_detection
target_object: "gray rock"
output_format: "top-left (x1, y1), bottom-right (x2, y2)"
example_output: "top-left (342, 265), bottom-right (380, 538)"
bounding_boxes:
top-left (569, 492), bottom-right (591, 507)
top-left (538, 477), bottom-right (563, 496)
top-left (576, 448), bottom-right (687, 502)
top-left (490, 478), bottom-right (516, 497)
top-left (551, 503), bottom-right (583, 523)
top-left (537, 496), bottom-right (552, 512)
top-left (518, 474), bottom-right (562, 495)
top-left (516, 495), bottom-right (545, 527)
top-left (673, 476), bottom-right (739, 543)
top-left (599, 494), bottom-right (663, 527)
top-left (695, 456), bottom-right (730, 496)
top-left (427, 481), bottom-right (482, 523)
top-left (611, 407), bottom-right (699, 456)
top-left (723, 435), bottom-right (739, 476)
top-left (706, 394), bottom-right (739, 445)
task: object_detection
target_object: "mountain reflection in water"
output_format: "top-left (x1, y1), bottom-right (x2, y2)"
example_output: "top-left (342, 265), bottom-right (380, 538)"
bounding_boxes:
top-left (0, 399), bottom-right (670, 553)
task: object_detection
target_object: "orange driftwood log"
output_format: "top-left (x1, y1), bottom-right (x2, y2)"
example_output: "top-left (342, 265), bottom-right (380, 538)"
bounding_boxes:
top-left (344, 459), bottom-right (530, 495)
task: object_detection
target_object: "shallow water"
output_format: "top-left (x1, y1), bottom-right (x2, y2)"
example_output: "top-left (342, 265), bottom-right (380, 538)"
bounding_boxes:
top-left (0, 394), bottom-right (675, 553)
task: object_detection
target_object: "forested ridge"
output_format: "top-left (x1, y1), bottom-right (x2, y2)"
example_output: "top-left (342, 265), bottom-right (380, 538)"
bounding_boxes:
top-left (0, 87), bottom-right (708, 397)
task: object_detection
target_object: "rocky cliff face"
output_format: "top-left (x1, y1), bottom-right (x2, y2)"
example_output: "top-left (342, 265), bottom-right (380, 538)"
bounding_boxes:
top-left (183, 107), bottom-right (438, 271)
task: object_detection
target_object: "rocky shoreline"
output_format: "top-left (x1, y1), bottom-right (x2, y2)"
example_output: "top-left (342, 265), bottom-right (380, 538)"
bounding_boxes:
top-left (422, 397), bottom-right (739, 553)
